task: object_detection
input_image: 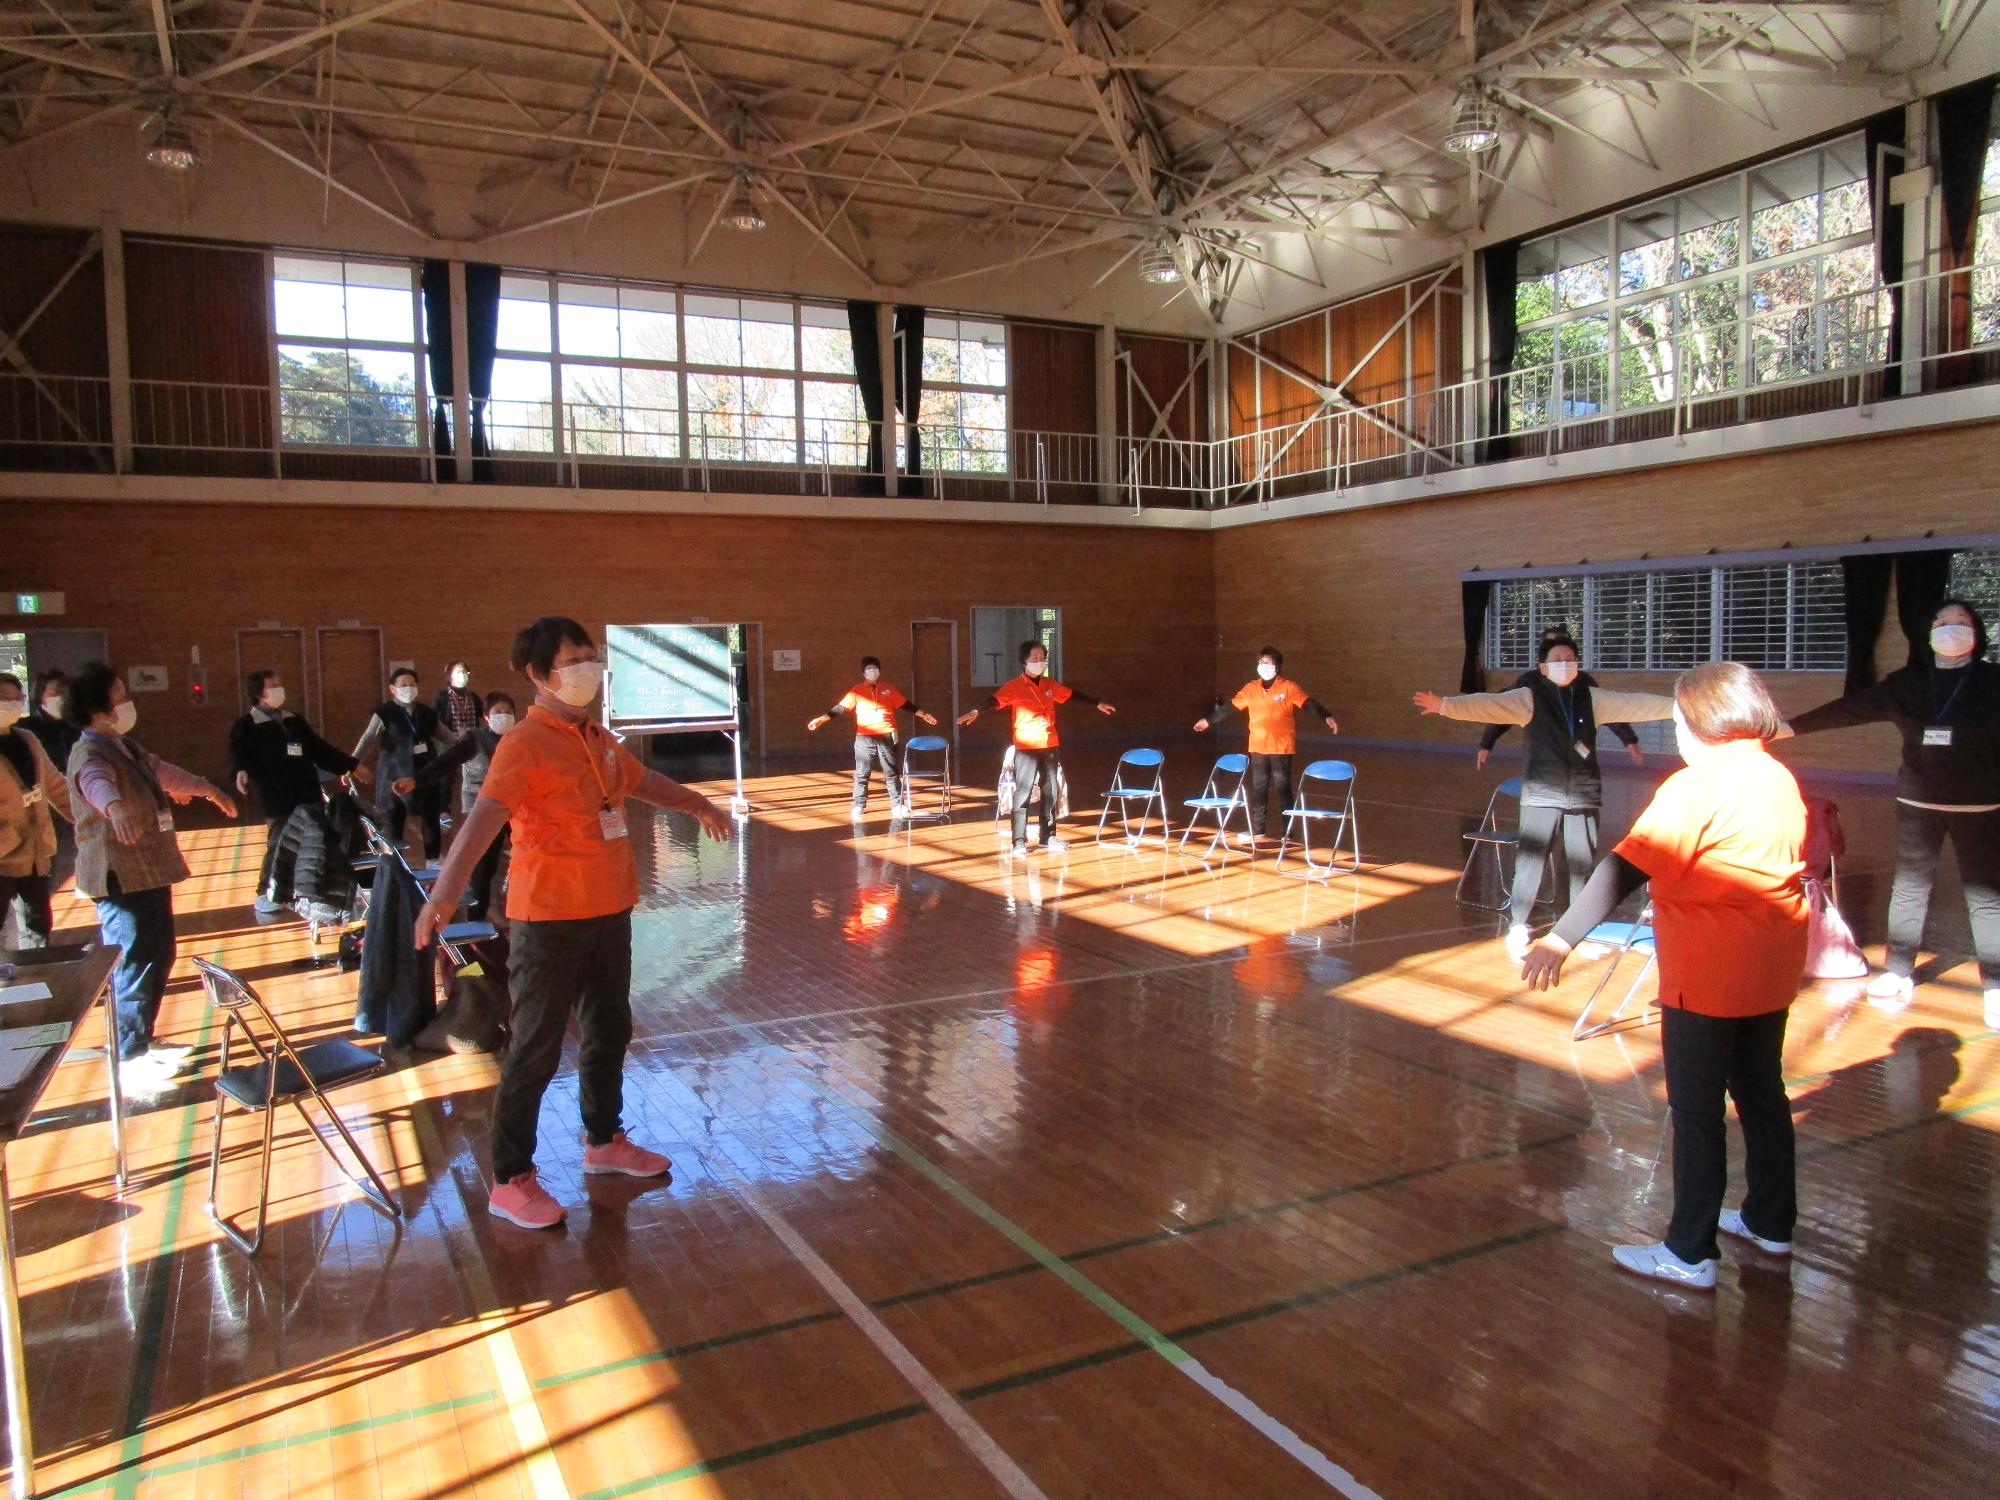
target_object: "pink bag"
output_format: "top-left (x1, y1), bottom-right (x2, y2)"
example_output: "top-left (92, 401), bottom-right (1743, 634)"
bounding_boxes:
top-left (1803, 876), bottom-right (1868, 980)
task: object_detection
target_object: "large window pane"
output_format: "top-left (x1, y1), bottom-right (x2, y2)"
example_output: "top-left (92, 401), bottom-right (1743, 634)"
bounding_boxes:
top-left (558, 283), bottom-right (621, 358)
top-left (1615, 298), bottom-right (1676, 409)
top-left (803, 380), bottom-right (865, 466)
top-left (498, 276), bottom-right (553, 354)
top-left (489, 356), bottom-right (554, 452)
top-left (801, 305), bottom-right (854, 374)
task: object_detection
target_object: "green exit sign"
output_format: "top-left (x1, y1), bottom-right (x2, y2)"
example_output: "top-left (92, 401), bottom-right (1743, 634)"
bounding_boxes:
top-left (14, 594), bottom-right (39, 614)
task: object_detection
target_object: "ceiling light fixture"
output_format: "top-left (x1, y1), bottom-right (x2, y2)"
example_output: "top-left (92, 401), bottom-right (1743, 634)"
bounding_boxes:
top-left (1138, 237), bottom-right (1180, 284)
top-left (146, 116), bottom-right (198, 172)
top-left (721, 177), bottom-right (767, 232)
top-left (1442, 82), bottom-right (1500, 155)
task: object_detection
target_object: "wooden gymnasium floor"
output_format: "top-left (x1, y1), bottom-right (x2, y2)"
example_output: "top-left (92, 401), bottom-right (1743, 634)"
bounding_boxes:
top-left (9, 741), bottom-right (1997, 1500)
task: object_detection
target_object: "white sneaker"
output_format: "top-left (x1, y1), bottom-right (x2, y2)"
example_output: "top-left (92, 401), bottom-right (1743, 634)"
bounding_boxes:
top-left (1044, 837), bottom-right (1069, 855)
top-left (1235, 832), bottom-right (1258, 848)
top-left (1505, 924), bottom-right (1534, 960)
top-left (1984, 988), bottom-right (1999, 1030)
top-left (1007, 842), bottom-right (1028, 861)
top-left (890, 802), bottom-right (912, 820)
top-left (850, 807), bottom-right (867, 823)
top-left (1718, 1209), bottom-right (1792, 1256)
top-left (117, 1054), bottom-right (179, 1098)
top-left (1865, 971), bottom-right (1914, 1012)
top-left (1611, 1242), bottom-right (1718, 1289)
top-left (141, 1043), bottom-right (194, 1075)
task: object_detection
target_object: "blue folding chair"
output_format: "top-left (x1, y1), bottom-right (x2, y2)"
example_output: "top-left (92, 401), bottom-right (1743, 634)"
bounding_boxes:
top-left (1094, 748), bottom-right (1169, 846)
top-left (900, 735), bottom-right (953, 821)
top-left (1177, 753), bottom-right (1251, 860)
top-left (1275, 759), bottom-right (1361, 879)
top-left (1457, 777), bottom-right (1557, 910)
top-left (1571, 897), bottom-right (1658, 1040)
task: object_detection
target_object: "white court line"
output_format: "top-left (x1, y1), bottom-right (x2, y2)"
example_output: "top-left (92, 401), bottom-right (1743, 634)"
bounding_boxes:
top-left (734, 1181), bottom-right (1051, 1500)
top-left (633, 920), bottom-right (1493, 1047)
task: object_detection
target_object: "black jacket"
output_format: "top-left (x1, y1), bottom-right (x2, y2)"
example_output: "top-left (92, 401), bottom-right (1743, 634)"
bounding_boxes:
top-left (359, 700), bottom-right (446, 814)
top-left (410, 726), bottom-right (500, 803)
top-left (18, 708), bottom-right (78, 769)
top-left (1789, 660), bottom-right (2000, 806)
top-left (1479, 670), bottom-right (1639, 752)
top-left (228, 708), bottom-right (357, 815)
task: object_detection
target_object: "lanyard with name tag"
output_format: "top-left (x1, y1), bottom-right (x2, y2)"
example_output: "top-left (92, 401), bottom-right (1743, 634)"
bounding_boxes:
top-left (156, 809), bottom-right (174, 832)
top-left (576, 724), bottom-right (628, 840)
top-left (1923, 727), bottom-right (1953, 748)
top-left (21, 786), bottom-right (42, 807)
top-left (286, 742), bottom-right (304, 757)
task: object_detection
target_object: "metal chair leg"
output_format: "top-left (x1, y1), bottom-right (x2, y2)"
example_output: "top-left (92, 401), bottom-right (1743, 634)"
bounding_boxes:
top-left (297, 1093), bottom-right (401, 1221)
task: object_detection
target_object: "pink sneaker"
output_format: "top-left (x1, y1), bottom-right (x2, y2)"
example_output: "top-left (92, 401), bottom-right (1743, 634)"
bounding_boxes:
top-left (488, 1171), bottom-right (566, 1229)
top-left (582, 1131), bottom-right (672, 1177)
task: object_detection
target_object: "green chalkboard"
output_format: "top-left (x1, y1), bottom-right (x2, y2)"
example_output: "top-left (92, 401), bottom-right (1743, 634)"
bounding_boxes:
top-left (605, 624), bottom-right (736, 725)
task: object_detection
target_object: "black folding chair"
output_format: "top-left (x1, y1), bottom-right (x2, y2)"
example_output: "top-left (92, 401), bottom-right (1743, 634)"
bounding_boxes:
top-left (193, 957), bottom-right (402, 1255)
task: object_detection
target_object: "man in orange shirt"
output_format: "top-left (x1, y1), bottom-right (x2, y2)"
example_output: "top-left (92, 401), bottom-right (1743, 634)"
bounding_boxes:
top-left (414, 616), bottom-right (734, 1231)
top-left (1523, 662), bottom-right (1807, 1289)
top-left (806, 655), bottom-right (938, 821)
top-left (958, 639), bottom-right (1115, 859)
top-left (1195, 647), bottom-right (1339, 846)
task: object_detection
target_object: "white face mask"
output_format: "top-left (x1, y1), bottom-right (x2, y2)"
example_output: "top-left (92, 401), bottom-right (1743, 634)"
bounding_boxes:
top-left (1256, 662), bottom-right (1278, 682)
top-left (548, 659), bottom-right (603, 707)
top-left (487, 712), bottom-right (514, 734)
top-left (1543, 659), bottom-right (1579, 686)
top-left (261, 686), bottom-right (286, 710)
top-left (111, 700), bottom-right (138, 735)
top-left (863, 667), bottom-right (881, 683)
top-left (450, 669), bottom-right (471, 689)
top-left (0, 701), bottom-right (23, 730)
top-left (42, 696), bottom-right (63, 717)
top-left (393, 683), bottom-right (419, 705)
top-left (1671, 704), bottom-right (1706, 765)
top-left (1023, 660), bottom-right (1046, 679)
top-left (1931, 623), bottom-right (1977, 660)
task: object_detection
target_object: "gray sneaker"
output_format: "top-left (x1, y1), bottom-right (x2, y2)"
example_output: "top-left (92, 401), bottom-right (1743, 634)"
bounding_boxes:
top-left (1612, 1241), bottom-right (1717, 1289)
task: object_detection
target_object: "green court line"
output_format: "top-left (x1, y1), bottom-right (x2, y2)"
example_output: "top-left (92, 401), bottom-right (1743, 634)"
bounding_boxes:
top-left (572, 1403), bottom-right (929, 1500)
top-left (48, 1396), bottom-right (497, 1497)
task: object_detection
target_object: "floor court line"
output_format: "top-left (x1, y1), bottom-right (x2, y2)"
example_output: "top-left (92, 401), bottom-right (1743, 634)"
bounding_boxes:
top-left (730, 1175), bottom-right (1051, 1500)
top-left (632, 919), bottom-right (1493, 1049)
top-left (727, 1025), bottom-right (1386, 1500)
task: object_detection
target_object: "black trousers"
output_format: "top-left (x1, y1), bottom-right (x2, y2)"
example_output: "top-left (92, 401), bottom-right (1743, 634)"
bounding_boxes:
top-left (0, 871), bottom-right (53, 948)
top-left (257, 797), bottom-right (310, 900)
top-left (1011, 749), bottom-right (1061, 845)
top-left (1661, 1004), bottom-right (1796, 1264)
top-left (467, 829), bottom-right (508, 922)
top-left (1247, 752), bottom-right (1293, 837)
top-left (852, 736), bottom-right (901, 809)
top-left (1885, 803), bottom-right (2000, 984)
top-left (492, 909), bottom-right (633, 1183)
top-left (1512, 805), bottom-right (1598, 927)
top-left (386, 797), bottom-right (442, 862)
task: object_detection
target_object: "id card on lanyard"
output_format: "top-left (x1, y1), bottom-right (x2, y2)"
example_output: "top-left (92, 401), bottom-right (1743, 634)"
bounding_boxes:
top-left (1557, 686), bottom-right (1591, 760)
top-left (577, 723), bottom-right (628, 840)
top-left (114, 737), bottom-right (173, 831)
top-left (1926, 672), bottom-right (1968, 749)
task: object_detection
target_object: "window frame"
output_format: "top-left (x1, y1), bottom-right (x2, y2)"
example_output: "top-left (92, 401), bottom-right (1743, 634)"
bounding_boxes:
top-left (268, 251), bottom-right (429, 454)
top-left (919, 316), bottom-right (1010, 477)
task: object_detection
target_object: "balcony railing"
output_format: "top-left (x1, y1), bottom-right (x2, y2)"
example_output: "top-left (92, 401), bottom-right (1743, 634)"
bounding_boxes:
top-left (4, 263), bottom-right (1997, 509)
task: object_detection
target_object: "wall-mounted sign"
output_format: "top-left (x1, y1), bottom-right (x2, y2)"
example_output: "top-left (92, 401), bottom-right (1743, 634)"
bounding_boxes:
top-left (772, 649), bottom-right (801, 672)
top-left (128, 666), bottom-right (168, 692)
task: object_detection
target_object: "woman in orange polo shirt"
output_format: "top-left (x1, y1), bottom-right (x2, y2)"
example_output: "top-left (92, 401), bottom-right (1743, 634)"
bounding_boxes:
top-left (414, 616), bottom-right (734, 1232)
top-left (1194, 646), bottom-right (1339, 847)
top-left (806, 655), bottom-right (938, 821)
top-left (1523, 662), bottom-right (1808, 1289)
top-left (957, 639), bottom-right (1115, 859)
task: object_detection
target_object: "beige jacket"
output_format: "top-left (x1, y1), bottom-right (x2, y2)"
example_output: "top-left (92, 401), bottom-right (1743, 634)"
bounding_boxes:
top-left (0, 731), bottom-right (73, 877)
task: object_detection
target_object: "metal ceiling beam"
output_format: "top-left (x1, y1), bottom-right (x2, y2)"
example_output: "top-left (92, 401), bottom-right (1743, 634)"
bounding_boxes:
top-left (147, 0), bottom-right (176, 77)
top-left (193, 0), bottom-right (430, 86)
top-left (204, 104), bottom-right (428, 236)
top-left (558, 0), bottom-right (738, 156)
top-left (0, 37), bottom-right (134, 83)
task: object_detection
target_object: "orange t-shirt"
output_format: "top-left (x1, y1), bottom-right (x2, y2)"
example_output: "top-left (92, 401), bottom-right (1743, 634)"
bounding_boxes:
top-left (1230, 676), bottom-right (1316, 756)
top-left (477, 704), bottom-right (649, 923)
top-left (1613, 739), bottom-right (1808, 1018)
top-left (994, 675), bottom-right (1073, 750)
top-left (840, 681), bottom-right (907, 738)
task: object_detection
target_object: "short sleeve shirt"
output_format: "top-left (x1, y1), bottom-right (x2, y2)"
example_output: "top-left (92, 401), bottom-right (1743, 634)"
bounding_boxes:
top-left (840, 681), bottom-right (907, 738)
top-left (994, 675), bottom-right (1073, 750)
top-left (478, 704), bottom-right (649, 922)
top-left (1614, 740), bottom-right (1809, 1018)
top-left (1231, 677), bottom-right (1311, 756)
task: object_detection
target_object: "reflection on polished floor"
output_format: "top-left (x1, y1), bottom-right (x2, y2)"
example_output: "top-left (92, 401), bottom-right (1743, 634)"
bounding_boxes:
top-left (12, 744), bottom-right (1998, 1498)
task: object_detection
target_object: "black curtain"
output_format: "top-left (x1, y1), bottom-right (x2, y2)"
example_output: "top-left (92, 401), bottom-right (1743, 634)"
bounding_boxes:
top-left (464, 262), bottom-right (500, 479)
top-left (894, 303), bottom-right (925, 485)
top-left (1937, 77), bottom-right (1998, 263)
top-left (847, 299), bottom-right (886, 496)
top-left (1839, 552), bottom-right (1893, 693)
top-left (1460, 579), bottom-right (1493, 694)
top-left (1480, 241), bottom-right (1519, 463)
top-left (1862, 108), bottom-right (1906, 394)
top-left (1894, 549), bottom-right (1957, 666)
top-left (420, 260), bottom-right (454, 457)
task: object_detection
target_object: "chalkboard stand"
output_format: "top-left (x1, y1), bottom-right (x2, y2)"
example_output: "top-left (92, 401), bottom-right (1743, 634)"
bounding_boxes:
top-left (608, 716), bottom-right (750, 815)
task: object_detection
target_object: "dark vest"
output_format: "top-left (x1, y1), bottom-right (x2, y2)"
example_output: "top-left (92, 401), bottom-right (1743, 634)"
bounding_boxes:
top-left (1521, 677), bottom-right (1601, 811)
top-left (373, 700), bottom-right (440, 810)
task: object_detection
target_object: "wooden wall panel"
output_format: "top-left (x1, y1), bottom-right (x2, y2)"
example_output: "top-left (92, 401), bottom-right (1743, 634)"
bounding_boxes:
top-left (5, 500), bottom-right (1215, 779)
top-left (1007, 321), bottom-right (1096, 435)
top-left (124, 241), bottom-right (269, 384)
top-left (1117, 334), bottom-right (1207, 443)
top-left (1212, 418), bottom-right (2000, 776)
